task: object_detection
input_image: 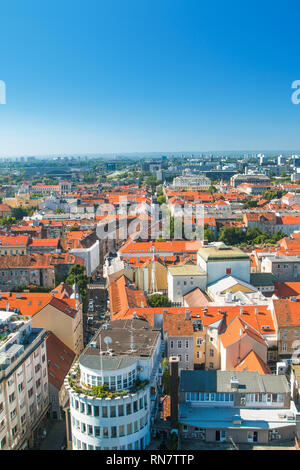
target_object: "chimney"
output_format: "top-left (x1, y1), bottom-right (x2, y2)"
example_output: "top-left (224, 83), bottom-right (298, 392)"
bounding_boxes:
top-left (169, 356), bottom-right (180, 428)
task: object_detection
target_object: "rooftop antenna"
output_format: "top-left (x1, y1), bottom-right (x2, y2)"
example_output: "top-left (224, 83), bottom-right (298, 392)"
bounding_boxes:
top-left (129, 318), bottom-right (136, 352)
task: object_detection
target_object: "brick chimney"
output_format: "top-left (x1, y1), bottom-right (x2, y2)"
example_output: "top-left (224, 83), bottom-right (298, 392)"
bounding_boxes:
top-left (169, 356), bottom-right (180, 427)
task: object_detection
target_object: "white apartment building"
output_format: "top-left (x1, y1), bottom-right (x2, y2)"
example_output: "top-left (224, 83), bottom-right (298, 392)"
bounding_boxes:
top-left (65, 318), bottom-right (163, 450)
top-left (0, 311), bottom-right (49, 450)
top-left (172, 175), bottom-right (211, 191)
top-left (70, 239), bottom-right (100, 277)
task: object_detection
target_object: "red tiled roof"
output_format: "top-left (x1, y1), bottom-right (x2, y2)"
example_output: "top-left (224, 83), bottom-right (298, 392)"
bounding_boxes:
top-left (0, 236), bottom-right (29, 246)
top-left (272, 299), bottom-right (300, 327)
top-left (234, 350), bottom-right (271, 374)
top-left (220, 316), bottom-right (267, 348)
top-left (45, 332), bottom-right (75, 389)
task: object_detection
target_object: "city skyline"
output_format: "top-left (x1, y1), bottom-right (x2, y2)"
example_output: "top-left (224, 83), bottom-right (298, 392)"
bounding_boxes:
top-left (1, 0), bottom-right (300, 156)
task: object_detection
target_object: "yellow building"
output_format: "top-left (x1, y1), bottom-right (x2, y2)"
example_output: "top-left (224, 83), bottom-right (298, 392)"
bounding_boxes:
top-left (193, 323), bottom-right (221, 370)
top-left (126, 258), bottom-right (168, 294)
top-left (3, 192), bottom-right (42, 209)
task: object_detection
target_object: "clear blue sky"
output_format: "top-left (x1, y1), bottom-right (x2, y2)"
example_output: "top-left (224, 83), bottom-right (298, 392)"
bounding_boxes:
top-left (1, 0), bottom-right (300, 157)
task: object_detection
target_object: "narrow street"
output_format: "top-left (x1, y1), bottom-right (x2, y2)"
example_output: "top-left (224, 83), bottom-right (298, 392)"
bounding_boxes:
top-left (38, 420), bottom-right (67, 451)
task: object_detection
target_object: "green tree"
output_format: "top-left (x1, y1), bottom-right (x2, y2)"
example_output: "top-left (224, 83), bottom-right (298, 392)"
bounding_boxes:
top-left (244, 200), bottom-right (258, 208)
top-left (148, 294), bottom-right (171, 308)
top-left (204, 223), bottom-right (215, 242)
top-left (65, 264), bottom-right (88, 306)
top-left (11, 206), bottom-right (35, 220)
top-left (157, 195), bottom-right (166, 205)
top-left (208, 185), bottom-right (217, 194)
top-left (218, 226), bottom-right (245, 245)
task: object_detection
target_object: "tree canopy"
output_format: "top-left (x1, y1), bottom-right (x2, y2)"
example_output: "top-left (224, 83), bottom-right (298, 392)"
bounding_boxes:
top-left (148, 293), bottom-right (171, 308)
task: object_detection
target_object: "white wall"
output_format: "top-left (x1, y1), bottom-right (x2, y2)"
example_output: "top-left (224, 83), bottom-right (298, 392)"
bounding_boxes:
top-left (71, 240), bottom-right (100, 277)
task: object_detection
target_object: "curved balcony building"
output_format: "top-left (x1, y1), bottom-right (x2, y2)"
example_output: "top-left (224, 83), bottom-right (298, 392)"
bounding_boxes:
top-left (65, 318), bottom-right (162, 450)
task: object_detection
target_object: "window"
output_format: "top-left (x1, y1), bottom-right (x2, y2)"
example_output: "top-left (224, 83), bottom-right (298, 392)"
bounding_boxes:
top-left (118, 404), bottom-right (124, 417)
top-left (185, 355), bottom-right (189, 362)
top-left (178, 340), bottom-right (182, 349)
top-left (110, 406), bottom-right (116, 418)
top-left (126, 403), bottom-right (132, 415)
top-left (170, 340), bottom-right (174, 349)
top-left (209, 349), bottom-right (214, 357)
top-left (111, 426), bottom-right (117, 438)
top-left (119, 425), bottom-right (125, 437)
top-left (196, 338), bottom-right (203, 346)
top-left (185, 340), bottom-right (189, 348)
top-left (102, 406), bottom-right (107, 418)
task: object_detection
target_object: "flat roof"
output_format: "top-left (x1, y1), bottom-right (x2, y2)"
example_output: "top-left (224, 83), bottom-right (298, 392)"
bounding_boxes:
top-left (168, 265), bottom-right (206, 276)
top-left (179, 403), bottom-right (297, 430)
top-left (79, 319), bottom-right (160, 372)
top-left (180, 370), bottom-right (289, 394)
top-left (197, 245), bottom-right (250, 262)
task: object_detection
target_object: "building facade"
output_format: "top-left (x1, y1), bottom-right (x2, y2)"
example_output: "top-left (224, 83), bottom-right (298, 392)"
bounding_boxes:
top-left (0, 312), bottom-right (49, 450)
top-left (64, 319), bottom-right (163, 450)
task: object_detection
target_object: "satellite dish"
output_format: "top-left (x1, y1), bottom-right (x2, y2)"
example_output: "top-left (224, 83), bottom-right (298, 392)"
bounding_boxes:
top-left (103, 336), bottom-right (112, 352)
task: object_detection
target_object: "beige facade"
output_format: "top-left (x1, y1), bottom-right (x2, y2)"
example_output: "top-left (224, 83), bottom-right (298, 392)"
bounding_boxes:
top-left (277, 325), bottom-right (300, 358)
top-left (193, 326), bottom-right (220, 370)
top-left (134, 260), bottom-right (168, 294)
top-left (3, 193), bottom-right (42, 209)
top-left (32, 301), bottom-right (83, 356)
top-left (0, 244), bottom-right (28, 255)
